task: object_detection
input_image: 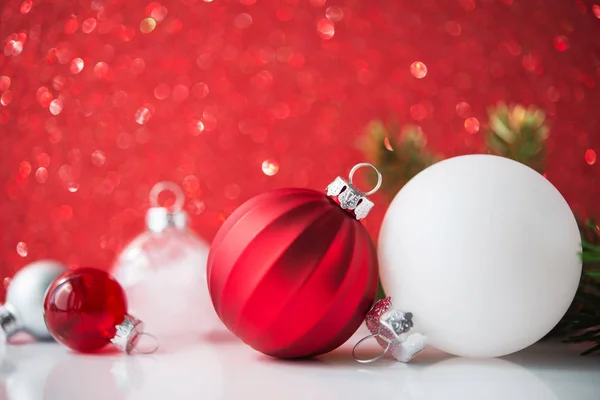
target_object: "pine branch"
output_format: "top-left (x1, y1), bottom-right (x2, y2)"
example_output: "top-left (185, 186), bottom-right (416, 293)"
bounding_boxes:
top-left (557, 218), bottom-right (600, 355)
top-left (359, 121), bottom-right (439, 201)
top-left (485, 103), bottom-right (549, 174)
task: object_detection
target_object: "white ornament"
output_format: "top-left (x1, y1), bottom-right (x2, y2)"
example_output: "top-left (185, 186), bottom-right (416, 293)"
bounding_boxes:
top-left (112, 182), bottom-right (220, 339)
top-left (0, 260), bottom-right (67, 341)
top-left (379, 155), bottom-right (582, 358)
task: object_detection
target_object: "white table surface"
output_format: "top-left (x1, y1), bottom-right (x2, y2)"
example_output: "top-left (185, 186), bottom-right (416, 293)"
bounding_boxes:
top-left (1, 327), bottom-right (599, 400)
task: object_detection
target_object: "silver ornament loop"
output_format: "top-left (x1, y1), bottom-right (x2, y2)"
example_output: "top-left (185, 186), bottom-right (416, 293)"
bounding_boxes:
top-left (352, 332), bottom-right (391, 364)
top-left (348, 163), bottom-right (382, 196)
top-left (149, 181), bottom-right (185, 212)
top-left (131, 332), bottom-right (160, 355)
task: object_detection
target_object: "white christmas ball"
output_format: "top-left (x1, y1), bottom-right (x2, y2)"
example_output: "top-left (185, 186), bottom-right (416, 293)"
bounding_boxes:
top-left (113, 229), bottom-right (220, 339)
top-left (379, 155), bottom-right (582, 358)
top-left (5, 260), bottom-right (67, 339)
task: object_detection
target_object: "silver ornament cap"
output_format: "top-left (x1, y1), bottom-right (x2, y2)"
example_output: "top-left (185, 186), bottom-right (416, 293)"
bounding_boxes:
top-left (146, 181), bottom-right (188, 233)
top-left (326, 163), bottom-right (382, 220)
top-left (1, 260), bottom-right (67, 340)
top-left (111, 314), bottom-right (144, 354)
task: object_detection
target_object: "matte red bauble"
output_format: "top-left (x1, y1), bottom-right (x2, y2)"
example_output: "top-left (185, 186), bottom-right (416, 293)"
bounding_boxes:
top-left (43, 268), bottom-right (145, 354)
top-left (207, 163), bottom-right (381, 358)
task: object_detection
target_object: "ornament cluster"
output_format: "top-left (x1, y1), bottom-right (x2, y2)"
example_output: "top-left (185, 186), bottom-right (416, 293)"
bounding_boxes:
top-left (0, 158), bottom-right (583, 364)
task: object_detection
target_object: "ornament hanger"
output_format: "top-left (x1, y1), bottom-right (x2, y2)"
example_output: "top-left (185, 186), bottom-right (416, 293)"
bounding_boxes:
top-left (130, 332), bottom-right (160, 355)
top-left (352, 298), bottom-right (426, 363)
top-left (149, 181), bottom-right (185, 212)
top-left (352, 332), bottom-right (393, 363)
top-left (348, 163), bottom-right (382, 196)
top-left (326, 162), bottom-right (382, 220)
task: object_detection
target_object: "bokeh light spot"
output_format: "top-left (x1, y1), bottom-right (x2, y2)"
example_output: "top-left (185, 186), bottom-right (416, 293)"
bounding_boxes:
top-left (585, 149), bottom-right (597, 165)
top-left (410, 61), bottom-right (428, 79)
top-left (67, 182), bottom-right (79, 193)
top-left (20, 0), bottom-right (32, 14)
top-left (52, 75), bottom-right (67, 90)
top-left (456, 101), bottom-right (471, 118)
top-left (150, 5), bottom-right (168, 22)
top-left (113, 91), bottom-right (128, 107)
top-left (593, 5), bottom-right (600, 19)
top-left (3, 277), bottom-right (11, 289)
top-left (35, 167), bottom-right (48, 183)
top-left (135, 105), bottom-right (152, 124)
top-left (464, 117), bottom-right (480, 134)
top-left (188, 199), bottom-right (206, 215)
top-left (70, 58), bottom-right (84, 74)
top-left (154, 83), bottom-right (171, 100)
top-left (182, 175), bottom-right (200, 194)
top-left (553, 35), bottom-right (569, 52)
top-left (19, 161), bottom-right (31, 177)
top-left (37, 87), bottom-right (53, 108)
top-left (131, 58), bottom-right (145, 74)
top-left (49, 99), bottom-right (63, 115)
top-left (64, 16), bottom-right (79, 35)
top-left (140, 18), bottom-right (157, 33)
top-left (172, 84), bottom-right (189, 102)
top-left (192, 82), bottom-right (209, 98)
top-left (262, 159), bottom-right (279, 176)
top-left (234, 13), bottom-right (253, 29)
top-left (317, 19), bottom-right (335, 39)
top-left (445, 20), bottom-right (462, 36)
top-left (91, 150), bottom-right (106, 166)
top-left (16, 242), bottom-right (28, 257)
top-left (82, 18), bottom-right (97, 33)
top-left (189, 120), bottom-right (205, 136)
top-left (410, 103), bottom-right (427, 121)
top-left (0, 76), bottom-right (10, 91)
top-left (94, 62), bottom-right (109, 78)
top-left (1, 91), bottom-right (13, 106)
top-left (326, 7), bottom-right (344, 22)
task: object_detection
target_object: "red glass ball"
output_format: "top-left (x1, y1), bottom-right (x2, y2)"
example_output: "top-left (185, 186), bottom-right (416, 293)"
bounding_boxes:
top-left (208, 188), bottom-right (379, 358)
top-left (43, 268), bottom-right (128, 353)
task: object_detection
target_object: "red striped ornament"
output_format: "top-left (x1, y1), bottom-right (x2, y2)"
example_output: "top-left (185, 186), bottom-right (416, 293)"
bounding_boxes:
top-left (207, 165), bottom-right (380, 358)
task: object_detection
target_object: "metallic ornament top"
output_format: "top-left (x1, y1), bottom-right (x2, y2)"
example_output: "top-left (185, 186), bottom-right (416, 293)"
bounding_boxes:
top-left (146, 181), bottom-right (188, 233)
top-left (0, 260), bottom-right (67, 341)
top-left (110, 314), bottom-right (147, 354)
top-left (326, 163), bottom-right (382, 220)
top-left (353, 297), bottom-right (427, 363)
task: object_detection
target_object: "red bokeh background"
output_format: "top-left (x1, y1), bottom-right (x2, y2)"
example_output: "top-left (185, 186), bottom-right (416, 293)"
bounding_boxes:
top-left (1, 0), bottom-right (600, 299)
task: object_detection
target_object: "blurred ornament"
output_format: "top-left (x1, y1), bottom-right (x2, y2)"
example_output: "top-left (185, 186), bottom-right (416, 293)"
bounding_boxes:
top-left (112, 182), bottom-right (217, 339)
top-left (379, 155), bottom-right (582, 358)
top-left (43, 267), bottom-right (156, 354)
top-left (0, 260), bottom-right (66, 341)
top-left (207, 163), bottom-right (381, 358)
top-left (353, 297), bottom-right (426, 363)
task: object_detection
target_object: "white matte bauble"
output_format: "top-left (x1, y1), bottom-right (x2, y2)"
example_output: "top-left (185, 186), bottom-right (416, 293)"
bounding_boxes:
top-left (0, 260), bottom-right (67, 340)
top-left (379, 155), bottom-right (582, 358)
top-left (112, 182), bottom-right (220, 339)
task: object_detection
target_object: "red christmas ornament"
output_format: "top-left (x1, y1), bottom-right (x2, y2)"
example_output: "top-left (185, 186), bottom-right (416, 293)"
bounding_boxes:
top-left (43, 267), bottom-right (147, 354)
top-left (207, 163), bottom-right (381, 358)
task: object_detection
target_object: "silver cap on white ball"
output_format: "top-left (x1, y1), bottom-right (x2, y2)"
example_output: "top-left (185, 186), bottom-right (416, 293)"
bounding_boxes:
top-left (146, 181), bottom-right (189, 233)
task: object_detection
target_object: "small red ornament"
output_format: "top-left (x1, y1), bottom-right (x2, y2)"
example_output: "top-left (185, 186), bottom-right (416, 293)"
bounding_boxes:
top-left (43, 267), bottom-right (147, 354)
top-left (208, 163), bottom-right (381, 358)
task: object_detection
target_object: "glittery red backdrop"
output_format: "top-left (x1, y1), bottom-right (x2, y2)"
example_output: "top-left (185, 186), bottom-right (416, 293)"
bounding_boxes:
top-left (1, 0), bottom-right (600, 296)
